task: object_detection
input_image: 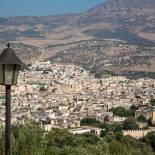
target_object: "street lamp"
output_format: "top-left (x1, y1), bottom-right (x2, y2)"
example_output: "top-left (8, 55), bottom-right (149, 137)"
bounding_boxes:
top-left (0, 43), bottom-right (23, 155)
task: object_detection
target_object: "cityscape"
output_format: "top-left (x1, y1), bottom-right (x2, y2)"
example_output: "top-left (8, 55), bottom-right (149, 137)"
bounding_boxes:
top-left (1, 0), bottom-right (155, 154)
top-left (0, 61), bottom-right (155, 136)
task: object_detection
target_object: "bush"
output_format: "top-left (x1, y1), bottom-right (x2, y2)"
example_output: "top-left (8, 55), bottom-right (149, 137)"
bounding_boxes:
top-left (150, 99), bottom-right (155, 107)
top-left (142, 132), bottom-right (155, 151)
top-left (110, 107), bottom-right (134, 117)
top-left (0, 121), bottom-right (154, 154)
top-left (137, 115), bottom-right (147, 123)
top-left (123, 118), bottom-right (139, 130)
top-left (80, 118), bottom-right (101, 127)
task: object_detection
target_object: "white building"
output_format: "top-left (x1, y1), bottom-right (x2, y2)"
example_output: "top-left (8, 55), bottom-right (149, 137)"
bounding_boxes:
top-left (33, 61), bottom-right (51, 70)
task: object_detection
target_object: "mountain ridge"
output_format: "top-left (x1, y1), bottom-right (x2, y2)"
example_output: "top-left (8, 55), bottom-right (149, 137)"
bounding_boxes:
top-left (0, 0), bottom-right (155, 68)
top-left (74, 0), bottom-right (155, 27)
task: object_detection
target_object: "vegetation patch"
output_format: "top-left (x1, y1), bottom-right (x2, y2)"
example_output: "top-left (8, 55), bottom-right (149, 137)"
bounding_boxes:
top-left (83, 28), bottom-right (155, 47)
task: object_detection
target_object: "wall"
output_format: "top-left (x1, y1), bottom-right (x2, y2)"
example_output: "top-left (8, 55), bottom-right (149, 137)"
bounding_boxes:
top-left (123, 128), bottom-right (155, 139)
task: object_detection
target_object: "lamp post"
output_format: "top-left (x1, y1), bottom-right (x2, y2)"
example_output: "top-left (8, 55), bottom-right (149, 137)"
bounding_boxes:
top-left (0, 43), bottom-right (23, 155)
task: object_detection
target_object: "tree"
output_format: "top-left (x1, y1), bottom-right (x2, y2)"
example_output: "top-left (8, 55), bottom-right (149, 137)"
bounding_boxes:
top-left (110, 107), bottom-right (134, 117)
top-left (123, 118), bottom-right (139, 130)
top-left (142, 132), bottom-right (155, 151)
top-left (130, 105), bottom-right (138, 111)
top-left (109, 140), bottom-right (129, 155)
top-left (20, 64), bottom-right (31, 71)
top-left (137, 115), bottom-right (147, 123)
top-left (11, 120), bottom-right (45, 155)
top-left (150, 99), bottom-right (155, 107)
top-left (0, 121), bottom-right (154, 155)
top-left (80, 118), bottom-right (101, 127)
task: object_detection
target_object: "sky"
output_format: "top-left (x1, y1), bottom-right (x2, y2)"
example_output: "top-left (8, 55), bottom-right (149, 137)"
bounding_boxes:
top-left (0, 0), bottom-right (104, 17)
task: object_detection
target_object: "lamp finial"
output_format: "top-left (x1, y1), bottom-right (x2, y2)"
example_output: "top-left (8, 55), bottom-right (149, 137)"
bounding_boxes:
top-left (7, 43), bottom-right (10, 48)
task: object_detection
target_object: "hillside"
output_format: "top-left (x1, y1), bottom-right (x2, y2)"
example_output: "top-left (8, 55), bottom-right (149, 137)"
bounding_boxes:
top-left (49, 39), bottom-right (155, 76)
top-left (0, 0), bottom-right (155, 72)
top-left (73, 0), bottom-right (155, 44)
top-left (0, 42), bottom-right (43, 63)
top-left (75, 0), bottom-right (155, 27)
top-left (1, 0), bottom-right (155, 46)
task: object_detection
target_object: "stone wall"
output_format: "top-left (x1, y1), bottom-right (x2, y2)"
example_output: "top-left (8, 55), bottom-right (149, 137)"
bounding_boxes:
top-left (123, 128), bottom-right (155, 139)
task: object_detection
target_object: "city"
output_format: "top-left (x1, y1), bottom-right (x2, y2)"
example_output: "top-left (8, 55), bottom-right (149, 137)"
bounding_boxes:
top-left (1, 0), bottom-right (155, 154)
top-left (0, 61), bottom-right (155, 139)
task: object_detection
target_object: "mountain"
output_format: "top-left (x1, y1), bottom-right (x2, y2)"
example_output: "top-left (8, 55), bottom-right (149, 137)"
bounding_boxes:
top-left (1, 0), bottom-right (155, 45)
top-left (0, 14), bottom-right (77, 41)
top-left (0, 0), bottom-right (155, 72)
top-left (73, 0), bottom-right (155, 46)
top-left (75, 0), bottom-right (155, 27)
top-left (47, 0), bottom-right (155, 76)
top-left (0, 0), bottom-right (155, 47)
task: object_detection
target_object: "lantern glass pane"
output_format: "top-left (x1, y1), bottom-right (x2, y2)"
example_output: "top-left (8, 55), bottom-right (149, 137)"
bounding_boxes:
top-left (4, 64), bottom-right (14, 85)
top-left (13, 65), bottom-right (20, 84)
top-left (0, 65), bottom-right (3, 85)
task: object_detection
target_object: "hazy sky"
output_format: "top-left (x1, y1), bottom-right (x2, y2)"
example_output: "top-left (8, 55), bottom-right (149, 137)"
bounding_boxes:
top-left (0, 0), bottom-right (104, 17)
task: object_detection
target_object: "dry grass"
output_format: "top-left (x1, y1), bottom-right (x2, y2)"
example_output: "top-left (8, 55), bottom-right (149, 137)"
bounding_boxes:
top-left (138, 32), bottom-right (155, 41)
top-left (19, 23), bottom-right (117, 48)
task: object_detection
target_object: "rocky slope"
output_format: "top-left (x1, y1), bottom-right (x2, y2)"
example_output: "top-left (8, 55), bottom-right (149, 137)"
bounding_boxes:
top-left (75, 0), bottom-right (155, 27)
